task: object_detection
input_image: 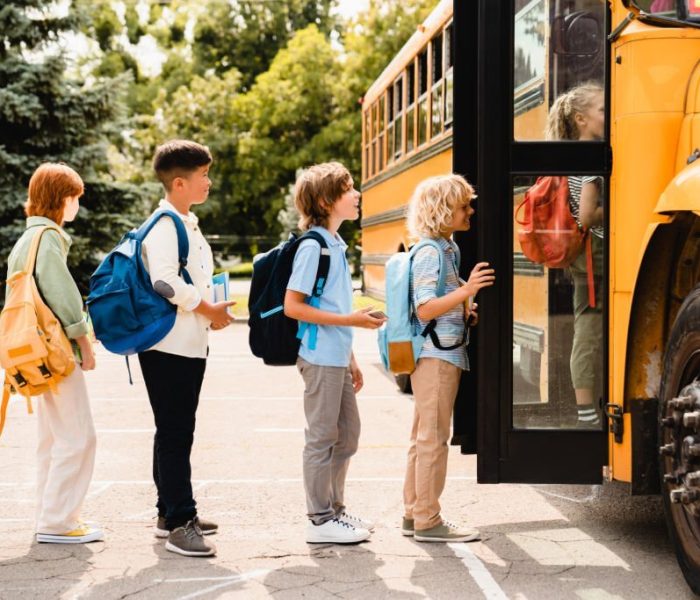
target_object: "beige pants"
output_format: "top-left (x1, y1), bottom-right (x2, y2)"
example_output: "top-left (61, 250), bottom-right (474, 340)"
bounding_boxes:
top-left (35, 367), bottom-right (96, 534)
top-left (403, 358), bottom-right (461, 531)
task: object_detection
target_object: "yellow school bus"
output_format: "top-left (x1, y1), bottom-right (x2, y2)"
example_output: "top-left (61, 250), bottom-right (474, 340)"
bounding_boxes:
top-left (361, 0), bottom-right (700, 591)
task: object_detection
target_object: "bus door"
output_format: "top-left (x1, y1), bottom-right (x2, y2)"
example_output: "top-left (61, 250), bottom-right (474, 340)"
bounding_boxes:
top-left (455, 0), bottom-right (612, 483)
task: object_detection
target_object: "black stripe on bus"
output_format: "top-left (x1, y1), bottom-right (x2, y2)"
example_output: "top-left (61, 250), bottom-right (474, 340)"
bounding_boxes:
top-left (361, 134), bottom-right (453, 193)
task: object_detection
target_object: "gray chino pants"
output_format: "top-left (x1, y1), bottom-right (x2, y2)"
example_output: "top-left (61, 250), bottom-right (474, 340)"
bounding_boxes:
top-left (297, 358), bottom-right (361, 525)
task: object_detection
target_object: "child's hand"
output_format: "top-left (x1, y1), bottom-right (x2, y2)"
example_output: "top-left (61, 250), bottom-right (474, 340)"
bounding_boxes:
top-left (80, 345), bottom-right (96, 371)
top-left (209, 300), bottom-right (236, 329)
top-left (462, 262), bottom-right (495, 298)
top-left (467, 302), bottom-right (479, 327)
top-left (350, 360), bottom-right (364, 393)
top-left (347, 307), bottom-right (386, 329)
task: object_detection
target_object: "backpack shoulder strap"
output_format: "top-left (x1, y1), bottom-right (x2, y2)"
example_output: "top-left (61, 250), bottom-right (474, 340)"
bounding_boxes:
top-left (294, 230), bottom-right (331, 352)
top-left (24, 225), bottom-right (64, 276)
top-left (410, 238), bottom-right (447, 297)
top-left (297, 230), bottom-right (330, 299)
top-left (136, 210), bottom-right (192, 284)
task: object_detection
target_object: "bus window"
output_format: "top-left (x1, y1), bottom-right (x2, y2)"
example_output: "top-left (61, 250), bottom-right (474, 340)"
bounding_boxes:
top-left (406, 62), bottom-right (416, 153)
top-left (512, 175), bottom-right (606, 430)
top-left (379, 93), bottom-right (386, 171)
top-left (393, 76), bottom-right (404, 159)
top-left (633, 0), bottom-right (679, 16)
top-left (514, 0), bottom-right (605, 141)
top-left (418, 48), bottom-right (429, 146)
top-left (444, 21), bottom-right (454, 128)
top-left (431, 31), bottom-right (444, 138)
top-left (387, 88), bottom-right (394, 165)
top-left (371, 102), bottom-right (377, 176)
top-left (362, 110), bottom-right (369, 180)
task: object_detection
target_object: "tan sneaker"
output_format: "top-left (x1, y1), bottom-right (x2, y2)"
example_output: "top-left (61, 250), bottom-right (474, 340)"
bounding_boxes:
top-left (156, 515), bottom-right (218, 538)
top-left (401, 517), bottom-right (414, 536)
top-left (414, 519), bottom-right (480, 543)
top-left (165, 520), bottom-right (216, 557)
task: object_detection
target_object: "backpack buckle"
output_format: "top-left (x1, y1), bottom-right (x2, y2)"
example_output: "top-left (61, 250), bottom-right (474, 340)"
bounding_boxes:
top-left (13, 372), bottom-right (28, 388)
top-left (38, 363), bottom-right (52, 379)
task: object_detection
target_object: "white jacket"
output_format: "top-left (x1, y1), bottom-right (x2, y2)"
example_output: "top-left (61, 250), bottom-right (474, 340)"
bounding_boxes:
top-left (141, 199), bottom-right (214, 359)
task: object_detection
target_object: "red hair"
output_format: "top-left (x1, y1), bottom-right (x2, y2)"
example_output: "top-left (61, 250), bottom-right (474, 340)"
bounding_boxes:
top-left (25, 163), bottom-right (84, 226)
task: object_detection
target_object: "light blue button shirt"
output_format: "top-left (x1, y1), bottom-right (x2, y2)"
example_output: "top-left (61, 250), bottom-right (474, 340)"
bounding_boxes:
top-left (287, 226), bottom-right (354, 367)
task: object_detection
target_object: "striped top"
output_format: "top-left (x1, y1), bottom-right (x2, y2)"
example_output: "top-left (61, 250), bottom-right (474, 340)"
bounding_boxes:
top-left (410, 236), bottom-right (469, 370)
top-left (568, 176), bottom-right (604, 239)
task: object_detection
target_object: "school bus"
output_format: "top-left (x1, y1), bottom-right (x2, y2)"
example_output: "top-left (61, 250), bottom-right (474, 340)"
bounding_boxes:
top-left (361, 0), bottom-right (700, 591)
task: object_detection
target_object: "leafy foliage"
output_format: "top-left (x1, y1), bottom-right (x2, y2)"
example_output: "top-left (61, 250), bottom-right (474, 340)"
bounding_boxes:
top-left (0, 1), bottom-right (150, 301)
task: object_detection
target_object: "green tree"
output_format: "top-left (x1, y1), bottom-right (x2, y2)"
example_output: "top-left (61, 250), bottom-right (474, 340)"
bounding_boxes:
top-left (193, 0), bottom-right (340, 90)
top-left (0, 0), bottom-right (150, 299)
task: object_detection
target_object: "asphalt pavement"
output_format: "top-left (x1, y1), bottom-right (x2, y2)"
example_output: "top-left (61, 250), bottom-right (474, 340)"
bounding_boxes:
top-left (0, 319), bottom-right (695, 599)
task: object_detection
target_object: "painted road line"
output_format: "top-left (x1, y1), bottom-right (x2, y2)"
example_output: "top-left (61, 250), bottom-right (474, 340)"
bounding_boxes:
top-left (449, 543), bottom-right (509, 600)
top-left (0, 476), bottom-right (475, 489)
top-left (154, 569), bottom-right (272, 600)
top-left (95, 429), bottom-right (155, 434)
top-left (254, 428), bottom-right (304, 433)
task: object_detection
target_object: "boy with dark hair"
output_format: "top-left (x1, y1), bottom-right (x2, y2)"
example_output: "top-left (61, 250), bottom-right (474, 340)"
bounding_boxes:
top-left (284, 162), bottom-right (386, 544)
top-left (141, 139), bottom-right (235, 557)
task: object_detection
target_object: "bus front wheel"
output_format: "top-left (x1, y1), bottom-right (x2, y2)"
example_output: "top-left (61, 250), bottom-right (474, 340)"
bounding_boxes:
top-left (659, 284), bottom-right (700, 594)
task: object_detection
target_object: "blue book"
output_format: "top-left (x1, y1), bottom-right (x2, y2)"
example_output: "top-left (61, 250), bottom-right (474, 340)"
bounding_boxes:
top-left (212, 272), bottom-right (229, 302)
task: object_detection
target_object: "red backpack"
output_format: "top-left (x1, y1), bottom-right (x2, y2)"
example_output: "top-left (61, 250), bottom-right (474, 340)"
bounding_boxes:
top-left (515, 176), bottom-right (596, 307)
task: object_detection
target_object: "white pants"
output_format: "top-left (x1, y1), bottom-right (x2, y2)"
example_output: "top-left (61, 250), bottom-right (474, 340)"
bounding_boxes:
top-left (35, 367), bottom-right (96, 534)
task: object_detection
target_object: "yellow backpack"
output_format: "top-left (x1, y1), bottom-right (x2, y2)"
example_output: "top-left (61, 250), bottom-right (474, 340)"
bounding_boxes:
top-left (0, 226), bottom-right (76, 436)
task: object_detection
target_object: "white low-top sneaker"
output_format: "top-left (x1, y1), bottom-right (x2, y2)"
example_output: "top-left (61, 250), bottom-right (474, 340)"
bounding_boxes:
top-left (306, 517), bottom-right (371, 544)
top-left (337, 511), bottom-right (375, 532)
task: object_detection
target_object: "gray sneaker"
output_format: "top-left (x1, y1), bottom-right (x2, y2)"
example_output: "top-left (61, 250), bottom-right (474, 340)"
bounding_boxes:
top-left (414, 519), bottom-right (480, 543)
top-left (401, 517), bottom-right (414, 536)
top-left (165, 520), bottom-right (216, 557)
top-left (156, 515), bottom-right (218, 538)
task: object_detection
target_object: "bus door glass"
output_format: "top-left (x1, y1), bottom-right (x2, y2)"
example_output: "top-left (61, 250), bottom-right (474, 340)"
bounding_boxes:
top-left (511, 0), bottom-right (607, 433)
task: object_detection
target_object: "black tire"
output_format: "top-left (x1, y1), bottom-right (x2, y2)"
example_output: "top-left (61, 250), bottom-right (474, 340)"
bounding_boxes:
top-left (395, 373), bottom-right (412, 394)
top-left (659, 284), bottom-right (700, 594)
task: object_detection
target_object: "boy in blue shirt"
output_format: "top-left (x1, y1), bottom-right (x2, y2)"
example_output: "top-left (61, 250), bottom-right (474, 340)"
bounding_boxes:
top-left (284, 162), bottom-right (386, 544)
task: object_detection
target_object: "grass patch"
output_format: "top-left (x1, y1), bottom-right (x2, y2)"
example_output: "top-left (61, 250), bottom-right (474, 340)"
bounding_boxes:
top-left (226, 262), bottom-right (253, 278)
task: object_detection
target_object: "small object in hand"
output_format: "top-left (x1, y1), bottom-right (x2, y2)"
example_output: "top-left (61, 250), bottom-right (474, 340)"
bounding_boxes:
top-left (368, 310), bottom-right (387, 319)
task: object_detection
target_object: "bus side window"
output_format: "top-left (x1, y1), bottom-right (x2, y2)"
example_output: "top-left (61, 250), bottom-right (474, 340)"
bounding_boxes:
top-left (393, 76), bottom-right (404, 160)
top-left (418, 48), bottom-right (429, 146)
top-left (445, 21), bottom-right (454, 128)
top-left (431, 31), bottom-right (444, 138)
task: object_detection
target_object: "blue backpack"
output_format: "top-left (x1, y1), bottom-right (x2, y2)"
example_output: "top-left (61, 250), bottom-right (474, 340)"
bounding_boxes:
top-left (248, 231), bottom-right (329, 366)
top-left (378, 239), bottom-right (466, 374)
top-left (86, 210), bottom-right (192, 356)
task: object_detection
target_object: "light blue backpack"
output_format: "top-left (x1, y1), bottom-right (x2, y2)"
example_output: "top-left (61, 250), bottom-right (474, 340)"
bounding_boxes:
top-left (378, 239), bottom-right (465, 375)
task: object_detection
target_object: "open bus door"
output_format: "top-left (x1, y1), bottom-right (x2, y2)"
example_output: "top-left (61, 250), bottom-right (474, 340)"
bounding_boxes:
top-left (453, 0), bottom-right (611, 483)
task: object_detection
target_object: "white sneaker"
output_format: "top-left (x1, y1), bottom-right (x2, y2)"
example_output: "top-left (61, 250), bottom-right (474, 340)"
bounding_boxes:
top-left (337, 510), bottom-right (375, 532)
top-left (306, 517), bottom-right (371, 544)
top-left (37, 524), bottom-right (104, 544)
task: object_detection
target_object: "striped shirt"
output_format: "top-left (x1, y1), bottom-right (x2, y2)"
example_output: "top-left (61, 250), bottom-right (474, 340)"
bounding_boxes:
top-left (568, 176), bottom-right (604, 239)
top-left (410, 236), bottom-right (469, 370)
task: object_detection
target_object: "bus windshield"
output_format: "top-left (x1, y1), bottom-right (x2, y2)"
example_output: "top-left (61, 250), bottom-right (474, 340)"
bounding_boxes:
top-left (633, 0), bottom-right (680, 17)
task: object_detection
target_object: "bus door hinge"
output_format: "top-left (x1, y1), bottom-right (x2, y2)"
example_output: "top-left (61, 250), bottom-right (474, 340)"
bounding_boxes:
top-left (605, 403), bottom-right (624, 443)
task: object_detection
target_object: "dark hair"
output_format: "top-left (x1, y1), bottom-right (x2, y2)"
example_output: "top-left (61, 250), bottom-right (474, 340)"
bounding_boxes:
top-left (153, 140), bottom-right (212, 190)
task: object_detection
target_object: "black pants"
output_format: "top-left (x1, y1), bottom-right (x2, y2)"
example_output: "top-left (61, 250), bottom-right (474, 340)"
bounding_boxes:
top-left (138, 350), bottom-right (207, 530)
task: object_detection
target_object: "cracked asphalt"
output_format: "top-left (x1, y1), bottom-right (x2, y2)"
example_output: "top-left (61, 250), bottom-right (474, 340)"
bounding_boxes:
top-left (0, 320), bottom-right (696, 599)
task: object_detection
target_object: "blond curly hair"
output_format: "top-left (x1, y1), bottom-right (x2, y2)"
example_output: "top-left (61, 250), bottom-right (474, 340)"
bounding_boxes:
top-left (407, 174), bottom-right (475, 239)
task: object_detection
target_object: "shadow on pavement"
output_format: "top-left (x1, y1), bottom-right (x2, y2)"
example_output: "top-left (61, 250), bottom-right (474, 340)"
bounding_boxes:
top-left (75, 540), bottom-right (256, 600)
top-left (262, 542), bottom-right (424, 598)
top-left (0, 540), bottom-right (95, 598)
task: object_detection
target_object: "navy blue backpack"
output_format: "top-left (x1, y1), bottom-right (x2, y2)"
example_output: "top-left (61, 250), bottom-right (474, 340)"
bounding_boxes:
top-left (87, 210), bottom-right (192, 356)
top-left (248, 231), bottom-right (329, 366)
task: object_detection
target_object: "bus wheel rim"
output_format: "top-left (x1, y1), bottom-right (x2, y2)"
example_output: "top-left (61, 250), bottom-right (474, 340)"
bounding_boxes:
top-left (663, 349), bottom-right (700, 566)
